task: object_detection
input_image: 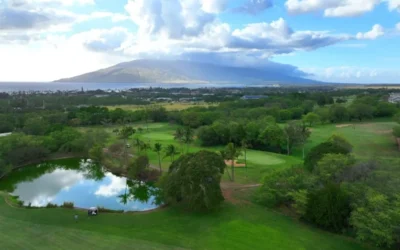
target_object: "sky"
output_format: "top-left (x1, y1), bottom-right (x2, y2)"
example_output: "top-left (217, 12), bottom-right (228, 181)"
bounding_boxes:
top-left (0, 0), bottom-right (399, 83)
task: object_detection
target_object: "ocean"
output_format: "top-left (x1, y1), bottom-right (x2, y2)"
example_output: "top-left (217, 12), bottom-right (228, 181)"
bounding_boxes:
top-left (0, 82), bottom-right (250, 92)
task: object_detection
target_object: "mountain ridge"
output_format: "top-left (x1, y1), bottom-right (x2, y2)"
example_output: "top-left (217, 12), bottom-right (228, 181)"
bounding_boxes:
top-left (55, 59), bottom-right (319, 84)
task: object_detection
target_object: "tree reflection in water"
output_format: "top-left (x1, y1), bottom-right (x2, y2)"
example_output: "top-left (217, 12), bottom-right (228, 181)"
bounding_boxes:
top-left (118, 180), bottom-right (163, 206)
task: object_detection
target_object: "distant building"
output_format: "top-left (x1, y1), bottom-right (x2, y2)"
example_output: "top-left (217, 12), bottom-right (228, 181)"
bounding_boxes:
top-left (389, 93), bottom-right (400, 103)
top-left (156, 97), bottom-right (173, 101)
top-left (240, 95), bottom-right (268, 100)
top-left (94, 94), bottom-right (109, 98)
top-left (179, 97), bottom-right (201, 102)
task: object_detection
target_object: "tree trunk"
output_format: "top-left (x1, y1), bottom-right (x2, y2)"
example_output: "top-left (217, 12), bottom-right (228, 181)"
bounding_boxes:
top-left (123, 138), bottom-right (128, 168)
top-left (158, 153), bottom-right (162, 173)
top-left (287, 136), bottom-right (290, 155)
top-left (231, 159), bottom-right (235, 182)
top-left (244, 149), bottom-right (247, 169)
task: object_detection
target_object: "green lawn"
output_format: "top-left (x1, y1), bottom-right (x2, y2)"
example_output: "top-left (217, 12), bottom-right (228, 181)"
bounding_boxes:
top-left (105, 102), bottom-right (217, 112)
top-left (0, 193), bottom-right (369, 250)
top-left (294, 121), bottom-right (399, 160)
top-left (132, 123), bottom-right (301, 184)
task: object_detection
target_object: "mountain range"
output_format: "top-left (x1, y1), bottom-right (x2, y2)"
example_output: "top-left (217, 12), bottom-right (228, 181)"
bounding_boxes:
top-left (55, 59), bottom-right (318, 84)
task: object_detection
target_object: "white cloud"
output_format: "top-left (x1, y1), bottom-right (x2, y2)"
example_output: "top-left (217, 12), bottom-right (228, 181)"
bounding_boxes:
top-left (87, 12), bottom-right (130, 23)
top-left (200, 0), bottom-right (228, 13)
top-left (8, 0), bottom-right (94, 6)
top-left (0, 32), bottom-right (129, 81)
top-left (124, 0), bottom-right (221, 39)
top-left (12, 169), bottom-right (84, 206)
top-left (387, 0), bottom-right (400, 11)
top-left (285, 0), bottom-right (380, 17)
top-left (304, 66), bottom-right (400, 83)
top-left (95, 173), bottom-right (126, 197)
top-left (356, 24), bottom-right (384, 40)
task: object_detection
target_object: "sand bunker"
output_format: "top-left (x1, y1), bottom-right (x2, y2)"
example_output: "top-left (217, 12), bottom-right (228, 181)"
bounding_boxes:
top-left (336, 124), bottom-right (353, 128)
top-left (225, 160), bottom-right (246, 167)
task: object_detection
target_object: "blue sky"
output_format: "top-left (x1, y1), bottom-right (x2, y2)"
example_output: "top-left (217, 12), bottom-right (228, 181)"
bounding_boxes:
top-left (0, 0), bottom-right (399, 83)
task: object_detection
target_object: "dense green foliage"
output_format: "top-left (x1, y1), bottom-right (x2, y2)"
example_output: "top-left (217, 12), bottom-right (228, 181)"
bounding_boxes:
top-left (305, 184), bottom-right (351, 232)
top-left (258, 136), bottom-right (400, 248)
top-left (304, 136), bottom-right (352, 171)
top-left (162, 151), bottom-right (225, 211)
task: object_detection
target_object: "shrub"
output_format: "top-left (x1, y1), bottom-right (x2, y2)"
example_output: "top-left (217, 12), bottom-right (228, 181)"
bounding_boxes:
top-left (305, 184), bottom-right (351, 232)
top-left (304, 136), bottom-right (352, 172)
top-left (256, 167), bottom-right (314, 207)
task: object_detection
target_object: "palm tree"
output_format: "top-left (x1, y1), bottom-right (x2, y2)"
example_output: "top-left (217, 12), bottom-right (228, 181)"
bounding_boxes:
top-left (241, 139), bottom-right (251, 174)
top-left (153, 143), bottom-right (163, 173)
top-left (133, 137), bottom-right (142, 154)
top-left (223, 143), bottom-right (242, 182)
top-left (118, 126), bottom-right (135, 167)
top-left (182, 126), bottom-right (194, 153)
top-left (174, 127), bottom-right (185, 151)
top-left (164, 144), bottom-right (179, 162)
top-left (141, 141), bottom-right (151, 154)
top-left (118, 181), bottom-right (130, 205)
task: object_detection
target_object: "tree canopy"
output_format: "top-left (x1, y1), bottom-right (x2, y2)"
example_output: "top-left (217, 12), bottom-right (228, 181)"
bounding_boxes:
top-left (162, 150), bottom-right (225, 211)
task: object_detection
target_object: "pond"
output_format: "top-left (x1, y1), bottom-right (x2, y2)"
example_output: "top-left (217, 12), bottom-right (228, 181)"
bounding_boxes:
top-left (0, 158), bottom-right (161, 212)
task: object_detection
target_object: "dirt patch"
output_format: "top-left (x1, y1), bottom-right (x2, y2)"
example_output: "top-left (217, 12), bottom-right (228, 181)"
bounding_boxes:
top-left (220, 182), bottom-right (260, 205)
top-left (221, 188), bottom-right (242, 205)
top-left (224, 160), bottom-right (245, 167)
top-left (373, 130), bottom-right (393, 134)
top-left (336, 124), bottom-right (352, 128)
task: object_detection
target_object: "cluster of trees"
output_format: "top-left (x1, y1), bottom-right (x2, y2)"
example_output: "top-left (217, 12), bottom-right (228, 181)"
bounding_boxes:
top-left (256, 136), bottom-right (400, 248)
top-left (197, 119), bottom-right (310, 155)
top-left (0, 128), bottom-right (109, 178)
top-left (0, 106), bottom-right (169, 134)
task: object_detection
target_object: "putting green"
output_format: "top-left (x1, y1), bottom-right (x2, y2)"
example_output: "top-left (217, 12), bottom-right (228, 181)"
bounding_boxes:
top-left (241, 150), bottom-right (286, 165)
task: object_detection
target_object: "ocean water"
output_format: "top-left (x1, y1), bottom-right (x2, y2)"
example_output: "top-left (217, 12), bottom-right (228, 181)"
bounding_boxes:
top-left (0, 82), bottom-right (249, 92)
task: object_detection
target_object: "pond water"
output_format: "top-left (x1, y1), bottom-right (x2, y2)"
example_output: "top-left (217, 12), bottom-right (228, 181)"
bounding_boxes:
top-left (0, 159), bottom-right (161, 212)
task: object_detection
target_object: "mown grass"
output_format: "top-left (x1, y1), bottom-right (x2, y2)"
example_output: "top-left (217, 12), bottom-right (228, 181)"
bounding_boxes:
top-left (293, 121), bottom-right (399, 160)
top-left (0, 192), bottom-right (369, 250)
top-left (106, 102), bottom-right (217, 111)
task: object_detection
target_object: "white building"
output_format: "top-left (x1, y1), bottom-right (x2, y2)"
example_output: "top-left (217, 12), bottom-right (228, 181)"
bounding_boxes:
top-left (388, 93), bottom-right (400, 103)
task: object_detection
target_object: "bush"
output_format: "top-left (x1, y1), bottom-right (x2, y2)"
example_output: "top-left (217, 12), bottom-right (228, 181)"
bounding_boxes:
top-left (62, 202), bottom-right (74, 208)
top-left (305, 184), bottom-right (351, 232)
top-left (304, 136), bottom-right (352, 172)
top-left (256, 167), bottom-right (314, 207)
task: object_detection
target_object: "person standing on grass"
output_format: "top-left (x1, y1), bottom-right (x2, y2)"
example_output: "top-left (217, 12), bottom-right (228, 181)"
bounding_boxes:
top-left (74, 214), bottom-right (78, 223)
